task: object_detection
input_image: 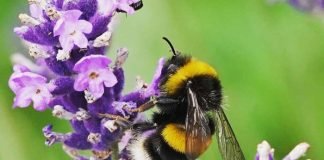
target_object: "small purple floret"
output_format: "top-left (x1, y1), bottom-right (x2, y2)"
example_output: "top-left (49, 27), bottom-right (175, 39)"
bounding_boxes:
top-left (9, 72), bottom-right (53, 111)
top-left (54, 10), bottom-right (93, 52)
top-left (73, 55), bottom-right (117, 99)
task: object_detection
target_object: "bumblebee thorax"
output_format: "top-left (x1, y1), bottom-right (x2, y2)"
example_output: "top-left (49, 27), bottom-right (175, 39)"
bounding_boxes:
top-left (162, 58), bottom-right (218, 95)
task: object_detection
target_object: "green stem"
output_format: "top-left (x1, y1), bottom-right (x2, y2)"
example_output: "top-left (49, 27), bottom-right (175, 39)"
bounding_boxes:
top-left (111, 143), bottom-right (119, 160)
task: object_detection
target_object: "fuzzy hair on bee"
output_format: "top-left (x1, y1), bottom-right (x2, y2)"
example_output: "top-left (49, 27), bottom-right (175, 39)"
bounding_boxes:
top-left (127, 37), bottom-right (245, 160)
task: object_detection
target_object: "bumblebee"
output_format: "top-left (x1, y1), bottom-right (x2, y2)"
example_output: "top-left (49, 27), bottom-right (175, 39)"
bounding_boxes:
top-left (127, 38), bottom-right (245, 160)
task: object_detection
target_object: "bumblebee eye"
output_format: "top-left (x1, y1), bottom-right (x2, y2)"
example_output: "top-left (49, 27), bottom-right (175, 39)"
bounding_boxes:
top-left (167, 64), bottom-right (178, 73)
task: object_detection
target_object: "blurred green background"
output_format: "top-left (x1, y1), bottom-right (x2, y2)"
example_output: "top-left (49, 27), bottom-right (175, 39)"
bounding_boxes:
top-left (1, 0), bottom-right (323, 159)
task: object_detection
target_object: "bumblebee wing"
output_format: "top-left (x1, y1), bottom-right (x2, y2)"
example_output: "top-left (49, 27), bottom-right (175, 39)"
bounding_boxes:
top-left (185, 87), bottom-right (212, 160)
top-left (214, 107), bottom-right (245, 160)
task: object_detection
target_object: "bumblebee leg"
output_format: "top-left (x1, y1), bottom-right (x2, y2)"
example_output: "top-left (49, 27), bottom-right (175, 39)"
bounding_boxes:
top-left (128, 98), bottom-right (158, 113)
top-left (132, 122), bottom-right (157, 133)
top-left (127, 96), bottom-right (179, 113)
top-left (98, 113), bottom-right (130, 123)
top-left (156, 97), bottom-right (179, 105)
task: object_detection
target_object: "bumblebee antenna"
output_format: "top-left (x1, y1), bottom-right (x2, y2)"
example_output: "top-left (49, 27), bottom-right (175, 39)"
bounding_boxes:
top-left (162, 37), bottom-right (177, 56)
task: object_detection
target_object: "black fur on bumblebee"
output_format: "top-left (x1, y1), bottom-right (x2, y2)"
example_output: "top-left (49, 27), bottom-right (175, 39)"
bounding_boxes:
top-left (127, 38), bottom-right (245, 160)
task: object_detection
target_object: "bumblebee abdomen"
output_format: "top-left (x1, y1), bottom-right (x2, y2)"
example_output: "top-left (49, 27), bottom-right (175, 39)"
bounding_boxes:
top-left (163, 58), bottom-right (218, 95)
top-left (161, 124), bottom-right (187, 153)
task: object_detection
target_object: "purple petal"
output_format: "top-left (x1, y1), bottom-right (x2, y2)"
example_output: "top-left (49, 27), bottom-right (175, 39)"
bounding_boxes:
top-left (62, 10), bottom-right (83, 22)
top-left (72, 32), bottom-right (89, 49)
top-left (32, 95), bottom-right (49, 111)
top-left (29, 4), bottom-right (43, 19)
top-left (77, 20), bottom-right (93, 34)
top-left (101, 70), bottom-right (118, 88)
top-left (59, 35), bottom-right (74, 52)
top-left (13, 64), bottom-right (30, 73)
top-left (74, 74), bottom-right (89, 91)
top-left (97, 0), bottom-right (114, 14)
top-left (10, 72), bottom-right (47, 90)
top-left (54, 19), bottom-right (65, 36)
top-left (13, 87), bottom-right (34, 108)
top-left (73, 55), bottom-right (111, 73)
top-left (88, 79), bottom-right (105, 98)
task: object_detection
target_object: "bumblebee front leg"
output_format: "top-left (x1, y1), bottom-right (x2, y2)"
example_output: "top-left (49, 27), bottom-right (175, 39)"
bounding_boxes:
top-left (127, 97), bottom-right (158, 113)
top-left (127, 96), bottom-right (179, 113)
top-left (98, 113), bottom-right (130, 123)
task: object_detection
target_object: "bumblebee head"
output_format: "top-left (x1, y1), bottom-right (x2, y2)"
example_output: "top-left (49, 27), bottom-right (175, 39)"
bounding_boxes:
top-left (161, 37), bottom-right (190, 73)
top-left (160, 38), bottom-right (221, 106)
top-left (159, 38), bottom-right (191, 87)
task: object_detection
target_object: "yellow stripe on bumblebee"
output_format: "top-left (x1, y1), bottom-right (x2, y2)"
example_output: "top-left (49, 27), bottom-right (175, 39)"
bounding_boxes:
top-left (164, 59), bottom-right (218, 95)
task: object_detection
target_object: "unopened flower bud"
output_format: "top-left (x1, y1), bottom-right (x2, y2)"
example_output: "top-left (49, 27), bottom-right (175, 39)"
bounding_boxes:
top-left (92, 150), bottom-right (112, 160)
top-left (29, 44), bottom-right (49, 58)
top-left (52, 105), bottom-right (74, 120)
top-left (87, 133), bottom-right (101, 144)
top-left (45, 5), bottom-right (60, 20)
top-left (114, 48), bottom-right (129, 68)
top-left (56, 49), bottom-right (70, 61)
top-left (93, 31), bottom-right (112, 48)
top-left (75, 108), bottom-right (90, 121)
top-left (103, 120), bottom-right (118, 132)
top-left (135, 76), bottom-right (148, 90)
top-left (84, 90), bottom-right (97, 103)
top-left (19, 13), bottom-right (40, 26)
top-left (43, 125), bottom-right (68, 146)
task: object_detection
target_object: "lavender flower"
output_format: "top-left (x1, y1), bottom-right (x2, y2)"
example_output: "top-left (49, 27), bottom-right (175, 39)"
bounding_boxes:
top-left (54, 9), bottom-right (93, 59)
top-left (9, 0), bottom-right (157, 159)
top-left (255, 140), bottom-right (310, 160)
top-left (9, 71), bottom-right (54, 111)
top-left (73, 55), bottom-right (117, 100)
